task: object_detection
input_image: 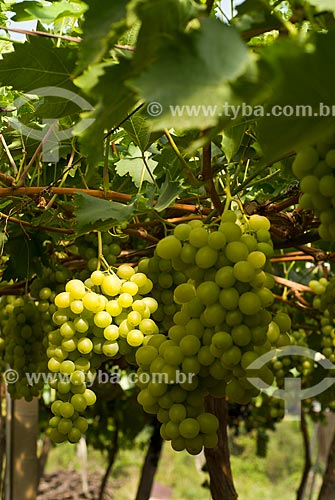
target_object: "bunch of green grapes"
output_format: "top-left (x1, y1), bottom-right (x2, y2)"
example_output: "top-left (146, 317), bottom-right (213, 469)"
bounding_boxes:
top-left (310, 276), bottom-right (335, 317)
top-left (135, 333), bottom-right (220, 455)
top-left (0, 295), bottom-right (49, 400)
top-left (74, 232), bottom-right (121, 278)
top-left (135, 211), bottom-right (292, 454)
top-left (308, 276), bottom-right (335, 362)
top-left (137, 256), bottom-right (187, 332)
top-left (252, 396), bottom-right (285, 458)
top-left (29, 266), bottom-right (71, 299)
top-left (292, 131), bottom-right (335, 239)
top-left (249, 395), bottom-right (285, 441)
top-left (47, 264), bottom-right (159, 443)
top-left (270, 328), bottom-right (313, 389)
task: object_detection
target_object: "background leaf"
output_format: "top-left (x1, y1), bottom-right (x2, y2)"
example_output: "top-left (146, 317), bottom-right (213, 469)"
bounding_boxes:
top-left (76, 0), bottom-right (128, 73)
top-left (75, 192), bottom-right (134, 233)
top-left (154, 176), bottom-right (183, 211)
top-left (11, 0), bottom-right (87, 24)
top-left (75, 60), bottom-right (139, 166)
top-left (306, 0), bottom-right (335, 14)
top-left (221, 124), bottom-right (247, 162)
top-left (115, 144), bottom-right (157, 187)
top-left (122, 110), bottom-right (162, 151)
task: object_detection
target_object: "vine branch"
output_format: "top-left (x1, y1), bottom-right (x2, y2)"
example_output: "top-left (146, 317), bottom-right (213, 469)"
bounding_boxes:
top-left (0, 26), bottom-right (135, 51)
top-left (0, 187), bottom-right (211, 214)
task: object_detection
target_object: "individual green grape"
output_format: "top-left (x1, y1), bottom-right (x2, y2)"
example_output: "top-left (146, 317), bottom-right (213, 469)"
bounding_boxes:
top-left (233, 261), bottom-right (256, 282)
top-left (174, 283), bottom-right (196, 304)
top-left (196, 281), bottom-right (220, 306)
top-left (292, 147), bottom-right (319, 178)
top-left (189, 227), bottom-right (208, 248)
top-left (179, 418), bottom-right (200, 439)
top-left (225, 241), bottom-right (249, 263)
top-left (195, 246), bottom-right (218, 269)
top-left (156, 235), bottom-right (182, 260)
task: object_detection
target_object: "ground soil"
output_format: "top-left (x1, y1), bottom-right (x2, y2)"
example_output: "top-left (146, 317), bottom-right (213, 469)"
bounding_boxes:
top-left (37, 469), bottom-right (113, 500)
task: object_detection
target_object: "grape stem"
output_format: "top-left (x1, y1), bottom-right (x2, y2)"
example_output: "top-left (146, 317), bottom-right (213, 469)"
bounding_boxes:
top-left (164, 129), bottom-right (200, 186)
top-left (223, 172), bottom-right (232, 213)
top-left (0, 134), bottom-right (17, 175)
top-left (97, 232), bottom-right (103, 270)
top-left (16, 123), bottom-right (57, 187)
top-left (202, 142), bottom-right (224, 214)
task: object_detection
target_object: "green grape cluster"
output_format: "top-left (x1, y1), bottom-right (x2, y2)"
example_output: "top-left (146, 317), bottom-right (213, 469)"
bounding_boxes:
top-left (137, 256), bottom-right (187, 332)
top-left (252, 397), bottom-right (285, 458)
top-left (270, 328), bottom-right (313, 389)
top-left (253, 395), bottom-right (285, 428)
top-left (47, 264), bottom-right (159, 443)
top-left (292, 132), bottom-right (335, 239)
top-left (309, 276), bottom-right (335, 362)
top-left (0, 295), bottom-right (49, 400)
top-left (74, 232), bottom-right (121, 277)
top-left (135, 211), bottom-right (292, 454)
top-left (310, 276), bottom-right (335, 317)
top-left (29, 266), bottom-right (71, 299)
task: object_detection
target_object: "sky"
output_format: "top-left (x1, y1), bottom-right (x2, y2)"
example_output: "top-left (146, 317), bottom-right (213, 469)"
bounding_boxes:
top-left (218, 0), bottom-right (244, 19)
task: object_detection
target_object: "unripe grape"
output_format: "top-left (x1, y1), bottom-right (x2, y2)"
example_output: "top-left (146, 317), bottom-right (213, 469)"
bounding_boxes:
top-left (179, 418), bottom-right (200, 439)
top-left (115, 264), bottom-right (134, 280)
top-left (101, 275), bottom-right (122, 296)
top-left (156, 235), bottom-right (182, 259)
top-left (65, 280), bottom-right (86, 299)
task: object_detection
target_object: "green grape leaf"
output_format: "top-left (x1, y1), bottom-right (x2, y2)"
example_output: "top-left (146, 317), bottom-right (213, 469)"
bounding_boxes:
top-left (221, 124), bottom-right (247, 162)
top-left (76, 0), bottom-right (128, 73)
top-left (75, 60), bottom-right (139, 167)
top-left (122, 111), bottom-right (162, 152)
top-left (131, 18), bottom-right (250, 130)
top-left (133, 0), bottom-right (202, 71)
top-left (233, 0), bottom-right (281, 36)
top-left (0, 37), bottom-right (77, 90)
top-left (257, 32), bottom-right (335, 159)
top-left (115, 144), bottom-right (158, 187)
top-left (75, 192), bottom-right (134, 233)
top-left (2, 230), bottom-right (48, 280)
top-left (0, 38), bottom-right (81, 118)
top-left (306, 0), bottom-right (335, 13)
top-left (154, 176), bottom-right (183, 212)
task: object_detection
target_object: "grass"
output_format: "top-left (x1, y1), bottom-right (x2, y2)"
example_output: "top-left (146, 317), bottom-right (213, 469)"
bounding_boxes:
top-left (44, 419), bottom-right (323, 500)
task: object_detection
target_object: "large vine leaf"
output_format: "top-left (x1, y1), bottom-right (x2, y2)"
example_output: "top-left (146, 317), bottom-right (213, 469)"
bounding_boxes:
top-left (133, 0), bottom-right (202, 71)
top-left (0, 37), bottom-right (77, 90)
top-left (257, 31), bottom-right (335, 159)
top-left (76, 0), bottom-right (128, 73)
top-left (75, 192), bottom-right (134, 233)
top-left (75, 59), bottom-right (139, 166)
top-left (131, 18), bottom-right (250, 130)
top-left (0, 37), bottom-right (81, 118)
